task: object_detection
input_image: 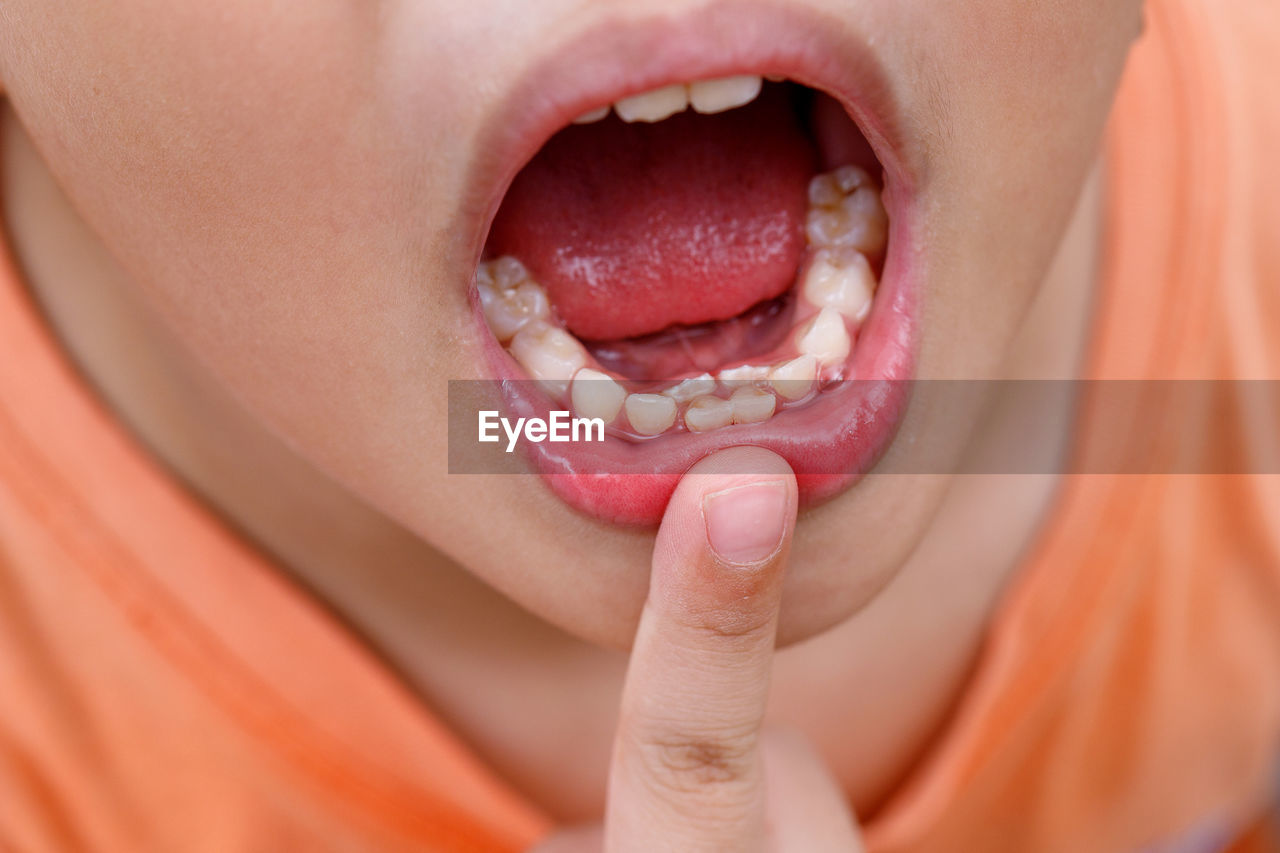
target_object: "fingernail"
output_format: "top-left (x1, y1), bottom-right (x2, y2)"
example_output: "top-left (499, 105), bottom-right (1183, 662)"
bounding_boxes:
top-left (703, 481), bottom-right (789, 566)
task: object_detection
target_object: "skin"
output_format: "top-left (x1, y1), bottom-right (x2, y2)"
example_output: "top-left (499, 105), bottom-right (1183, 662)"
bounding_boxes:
top-left (0, 0), bottom-right (1144, 840)
top-left (540, 447), bottom-right (863, 852)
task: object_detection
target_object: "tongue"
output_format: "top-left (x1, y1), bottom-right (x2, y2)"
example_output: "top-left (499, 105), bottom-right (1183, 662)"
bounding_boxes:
top-left (487, 85), bottom-right (816, 341)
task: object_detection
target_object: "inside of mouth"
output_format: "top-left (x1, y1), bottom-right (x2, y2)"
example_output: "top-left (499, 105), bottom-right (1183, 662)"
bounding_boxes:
top-left (477, 79), bottom-right (889, 439)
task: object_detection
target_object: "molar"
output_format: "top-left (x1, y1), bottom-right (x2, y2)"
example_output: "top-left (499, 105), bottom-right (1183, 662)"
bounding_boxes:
top-left (805, 208), bottom-right (850, 249)
top-left (482, 255), bottom-right (532, 290)
top-left (802, 248), bottom-right (875, 321)
top-left (509, 322), bottom-right (588, 396)
top-left (805, 167), bottom-right (888, 256)
top-left (840, 187), bottom-right (889, 256)
top-left (808, 166), bottom-right (870, 207)
top-left (479, 279), bottom-right (550, 342)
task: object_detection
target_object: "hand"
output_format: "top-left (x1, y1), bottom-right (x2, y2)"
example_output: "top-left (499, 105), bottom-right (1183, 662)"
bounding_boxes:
top-left (534, 446), bottom-right (863, 853)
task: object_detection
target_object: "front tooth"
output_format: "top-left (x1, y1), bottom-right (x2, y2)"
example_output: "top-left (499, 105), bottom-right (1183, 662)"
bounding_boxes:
top-left (716, 364), bottom-right (771, 386)
top-left (769, 354), bottom-right (818, 401)
top-left (509, 322), bottom-right (587, 396)
top-left (730, 387), bottom-right (776, 424)
top-left (802, 248), bottom-right (875, 321)
top-left (571, 368), bottom-right (626, 423)
top-left (572, 105), bottom-right (610, 124)
top-left (684, 395), bottom-right (733, 432)
top-left (625, 393), bottom-right (678, 436)
top-left (796, 308), bottom-right (852, 367)
top-left (479, 280), bottom-right (550, 342)
top-left (614, 84), bottom-right (688, 123)
top-left (840, 187), bottom-right (889, 256)
top-left (661, 374), bottom-right (716, 403)
top-left (687, 75), bottom-right (763, 114)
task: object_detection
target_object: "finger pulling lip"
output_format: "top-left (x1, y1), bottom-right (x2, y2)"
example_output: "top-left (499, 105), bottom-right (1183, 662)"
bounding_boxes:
top-left (459, 0), bottom-right (923, 526)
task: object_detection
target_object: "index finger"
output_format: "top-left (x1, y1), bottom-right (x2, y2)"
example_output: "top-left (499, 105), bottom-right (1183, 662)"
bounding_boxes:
top-left (606, 446), bottom-right (798, 853)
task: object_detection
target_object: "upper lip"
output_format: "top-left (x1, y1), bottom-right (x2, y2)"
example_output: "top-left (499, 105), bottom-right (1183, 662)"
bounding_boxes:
top-left (457, 0), bottom-right (919, 267)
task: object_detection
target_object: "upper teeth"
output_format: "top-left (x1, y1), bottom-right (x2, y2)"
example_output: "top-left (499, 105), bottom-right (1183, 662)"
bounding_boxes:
top-left (574, 75), bottom-right (765, 125)
top-left (687, 76), bottom-right (764, 114)
top-left (614, 84), bottom-right (689, 123)
top-left (571, 105), bottom-right (610, 125)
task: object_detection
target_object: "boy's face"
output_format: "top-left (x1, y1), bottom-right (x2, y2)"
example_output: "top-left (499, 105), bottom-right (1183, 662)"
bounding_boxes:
top-left (1, 1), bottom-right (1142, 645)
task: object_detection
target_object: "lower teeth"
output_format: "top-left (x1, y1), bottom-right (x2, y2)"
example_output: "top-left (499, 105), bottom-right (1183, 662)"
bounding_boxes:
top-left (729, 386), bottom-right (777, 424)
top-left (478, 165), bottom-right (885, 439)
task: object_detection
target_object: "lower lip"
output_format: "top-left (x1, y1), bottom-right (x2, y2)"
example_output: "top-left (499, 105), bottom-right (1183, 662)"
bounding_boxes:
top-left (474, 201), bottom-right (920, 527)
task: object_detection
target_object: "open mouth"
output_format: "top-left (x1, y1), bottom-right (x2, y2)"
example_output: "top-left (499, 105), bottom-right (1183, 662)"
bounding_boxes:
top-left (464, 8), bottom-right (920, 525)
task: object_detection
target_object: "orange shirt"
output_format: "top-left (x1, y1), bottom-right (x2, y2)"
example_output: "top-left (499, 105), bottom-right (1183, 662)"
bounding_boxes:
top-left (1, 0), bottom-right (1278, 850)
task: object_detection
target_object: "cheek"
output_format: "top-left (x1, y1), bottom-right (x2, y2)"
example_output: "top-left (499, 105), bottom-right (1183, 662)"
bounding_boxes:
top-left (4, 0), bottom-right (484, 463)
top-left (1, 1), bottom-right (525, 571)
top-left (6, 1), bottom-right (384, 323)
top-left (880, 0), bottom-right (1138, 378)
